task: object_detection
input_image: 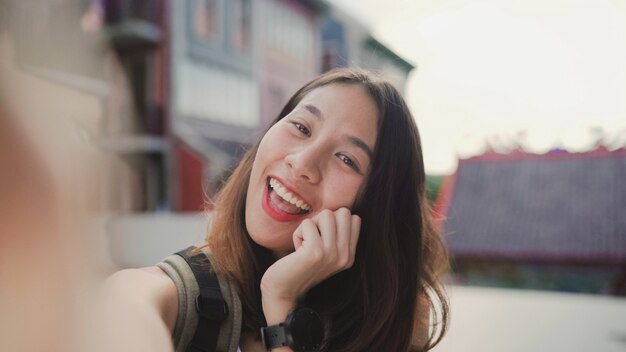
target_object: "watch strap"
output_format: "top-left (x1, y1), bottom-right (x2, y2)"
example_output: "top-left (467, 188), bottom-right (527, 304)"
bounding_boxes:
top-left (261, 323), bottom-right (288, 350)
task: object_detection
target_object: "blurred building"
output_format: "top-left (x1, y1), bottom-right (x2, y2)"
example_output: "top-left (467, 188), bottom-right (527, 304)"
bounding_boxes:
top-left (436, 147), bottom-right (626, 295)
top-left (259, 0), bottom-right (325, 128)
top-left (320, 5), bottom-right (414, 94)
top-left (99, 0), bottom-right (169, 211)
top-left (169, 0), bottom-right (261, 211)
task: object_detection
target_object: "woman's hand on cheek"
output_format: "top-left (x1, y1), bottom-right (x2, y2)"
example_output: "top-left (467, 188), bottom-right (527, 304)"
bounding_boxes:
top-left (260, 208), bottom-right (360, 322)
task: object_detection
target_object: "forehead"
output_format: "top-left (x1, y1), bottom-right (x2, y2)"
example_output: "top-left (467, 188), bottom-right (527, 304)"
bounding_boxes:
top-left (299, 83), bottom-right (378, 115)
top-left (296, 84), bottom-right (379, 144)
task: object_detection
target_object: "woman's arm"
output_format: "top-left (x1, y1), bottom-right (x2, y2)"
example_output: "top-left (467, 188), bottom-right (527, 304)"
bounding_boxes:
top-left (97, 267), bottom-right (179, 351)
top-left (106, 267), bottom-right (179, 332)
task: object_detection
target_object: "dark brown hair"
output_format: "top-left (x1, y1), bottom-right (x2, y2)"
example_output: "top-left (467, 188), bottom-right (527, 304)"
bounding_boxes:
top-left (204, 68), bottom-right (448, 351)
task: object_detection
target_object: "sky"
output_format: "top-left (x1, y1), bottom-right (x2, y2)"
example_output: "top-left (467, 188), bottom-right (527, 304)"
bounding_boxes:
top-left (327, 0), bottom-right (626, 174)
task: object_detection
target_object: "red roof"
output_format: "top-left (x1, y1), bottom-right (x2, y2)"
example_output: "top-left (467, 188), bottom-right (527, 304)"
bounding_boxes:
top-left (437, 147), bottom-right (626, 264)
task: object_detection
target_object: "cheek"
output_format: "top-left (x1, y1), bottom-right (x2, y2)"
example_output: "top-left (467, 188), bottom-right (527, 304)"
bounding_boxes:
top-left (251, 132), bottom-right (279, 176)
top-left (255, 125), bottom-right (287, 161)
top-left (324, 174), bottom-right (364, 209)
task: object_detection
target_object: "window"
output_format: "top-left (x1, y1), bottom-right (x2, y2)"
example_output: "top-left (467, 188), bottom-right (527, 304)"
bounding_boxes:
top-left (192, 0), bottom-right (223, 46)
top-left (230, 0), bottom-right (251, 54)
top-left (187, 0), bottom-right (253, 72)
top-left (264, 0), bottom-right (313, 64)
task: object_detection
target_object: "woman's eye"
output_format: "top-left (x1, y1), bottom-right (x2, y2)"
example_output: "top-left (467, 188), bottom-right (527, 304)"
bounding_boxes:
top-left (338, 154), bottom-right (359, 171)
top-left (293, 122), bottom-right (310, 136)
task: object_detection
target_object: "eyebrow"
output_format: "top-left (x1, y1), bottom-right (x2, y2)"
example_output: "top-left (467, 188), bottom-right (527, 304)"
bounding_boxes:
top-left (303, 103), bottom-right (374, 161)
top-left (304, 104), bottom-right (323, 119)
top-left (348, 136), bottom-right (374, 161)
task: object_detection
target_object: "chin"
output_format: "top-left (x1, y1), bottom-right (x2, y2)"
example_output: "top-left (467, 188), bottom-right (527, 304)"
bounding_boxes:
top-left (247, 227), bottom-right (294, 254)
top-left (245, 194), bottom-right (294, 255)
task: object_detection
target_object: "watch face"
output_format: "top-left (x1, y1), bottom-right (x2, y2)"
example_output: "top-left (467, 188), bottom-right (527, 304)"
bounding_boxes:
top-left (288, 308), bottom-right (324, 351)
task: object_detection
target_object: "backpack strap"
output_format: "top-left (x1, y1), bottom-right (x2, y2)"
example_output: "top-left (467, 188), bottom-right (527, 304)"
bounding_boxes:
top-left (176, 247), bottom-right (228, 352)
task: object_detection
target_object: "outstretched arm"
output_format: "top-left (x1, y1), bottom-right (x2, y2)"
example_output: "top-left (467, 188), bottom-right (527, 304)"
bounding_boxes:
top-left (90, 267), bottom-right (178, 352)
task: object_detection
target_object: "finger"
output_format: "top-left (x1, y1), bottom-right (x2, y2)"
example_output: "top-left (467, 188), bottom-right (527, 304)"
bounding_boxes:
top-left (348, 215), bottom-right (361, 264)
top-left (316, 209), bottom-right (337, 252)
top-left (294, 218), bottom-right (323, 253)
top-left (334, 207), bottom-right (352, 256)
top-left (293, 224), bottom-right (304, 251)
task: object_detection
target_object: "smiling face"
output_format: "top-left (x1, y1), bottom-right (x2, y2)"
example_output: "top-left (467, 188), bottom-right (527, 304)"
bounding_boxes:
top-left (245, 83), bottom-right (379, 256)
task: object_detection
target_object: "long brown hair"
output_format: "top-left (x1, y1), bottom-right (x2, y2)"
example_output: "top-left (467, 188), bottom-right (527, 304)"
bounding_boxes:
top-left (204, 68), bottom-right (448, 351)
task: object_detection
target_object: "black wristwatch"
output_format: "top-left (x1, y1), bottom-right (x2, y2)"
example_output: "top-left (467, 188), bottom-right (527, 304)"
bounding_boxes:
top-left (261, 307), bottom-right (324, 351)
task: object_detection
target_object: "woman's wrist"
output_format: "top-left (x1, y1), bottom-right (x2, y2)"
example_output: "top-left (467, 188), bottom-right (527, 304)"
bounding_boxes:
top-left (259, 275), bottom-right (304, 323)
top-left (261, 291), bottom-right (297, 325)
top-left (261, 293), bottom-right (296, 351)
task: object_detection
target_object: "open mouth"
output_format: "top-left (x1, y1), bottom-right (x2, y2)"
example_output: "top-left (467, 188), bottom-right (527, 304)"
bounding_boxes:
top-left (266, 177), bottom-right (311, 215)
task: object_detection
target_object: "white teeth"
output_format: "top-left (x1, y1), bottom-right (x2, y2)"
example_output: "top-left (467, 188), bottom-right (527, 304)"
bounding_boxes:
top-left (268, 178), bottom-right (311, 212)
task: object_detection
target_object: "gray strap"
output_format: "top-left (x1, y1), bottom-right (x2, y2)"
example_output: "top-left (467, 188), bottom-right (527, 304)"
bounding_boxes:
top-left (157, 250), bottom-right (242, 352)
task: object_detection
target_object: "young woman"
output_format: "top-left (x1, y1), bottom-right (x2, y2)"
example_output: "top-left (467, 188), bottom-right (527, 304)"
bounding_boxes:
top-left (109, 68), bottom-right (449, 351)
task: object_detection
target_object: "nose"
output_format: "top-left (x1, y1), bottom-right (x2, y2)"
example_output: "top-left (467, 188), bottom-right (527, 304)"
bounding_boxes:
top-left (285, 146), bottom-right (322, 184)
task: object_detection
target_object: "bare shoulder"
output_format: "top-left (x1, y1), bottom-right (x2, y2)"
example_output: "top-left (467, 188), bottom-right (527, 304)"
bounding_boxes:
top-left (106, 266), bottom-right (178, 332)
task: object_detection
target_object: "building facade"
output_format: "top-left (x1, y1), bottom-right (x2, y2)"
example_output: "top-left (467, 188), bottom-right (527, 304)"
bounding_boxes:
top-left (320, 6), bottom-right (414, 94)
